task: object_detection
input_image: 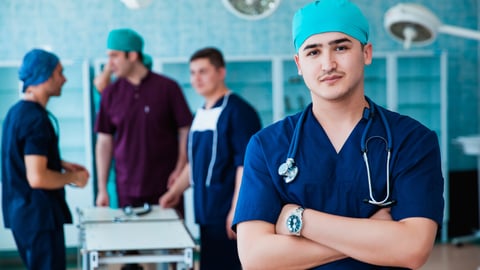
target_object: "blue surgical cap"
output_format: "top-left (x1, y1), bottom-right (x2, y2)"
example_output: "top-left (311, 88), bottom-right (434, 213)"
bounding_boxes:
top-left (292, 0), bottom-right (369, 52)
top-left (107, 28), bottom-right (143, 52)
top-left (18, 49), bottom-right (60, 92)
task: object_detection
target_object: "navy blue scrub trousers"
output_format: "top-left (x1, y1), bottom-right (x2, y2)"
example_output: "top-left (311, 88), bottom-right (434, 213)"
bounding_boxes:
top-left (12, 227), bottom-right (66, 270)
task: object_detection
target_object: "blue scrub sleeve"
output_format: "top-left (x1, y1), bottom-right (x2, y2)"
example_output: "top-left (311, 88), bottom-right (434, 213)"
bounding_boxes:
top-left (233, 134), bottom-right (284, 229)
top-left (391, 129), bottom-right (444, 225)
top-left (24, 116), bottom-right (52, 156)
top-left (228, 101), bottom-right (262, 167)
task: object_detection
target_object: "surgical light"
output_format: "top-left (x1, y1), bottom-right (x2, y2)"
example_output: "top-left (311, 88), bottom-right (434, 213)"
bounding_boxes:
top-left (384, 3), bottom-right (480, 49)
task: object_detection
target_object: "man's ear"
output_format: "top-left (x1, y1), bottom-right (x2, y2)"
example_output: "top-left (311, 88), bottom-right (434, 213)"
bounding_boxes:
top-left (126, 51), bottom-right (140, 62)
top-left (363, 43), bottom-right (373, 66)
top-left (294, 54), bottom-right (302, 75)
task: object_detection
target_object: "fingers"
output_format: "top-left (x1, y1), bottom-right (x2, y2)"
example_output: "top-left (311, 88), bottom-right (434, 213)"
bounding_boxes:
top-left (159, 194), bottom-right (176, 208)
top-left (167, 177), bottom-right (175, 189)
top-left (226, 226), bottom-right (237, 240)
top-left (95, 192), bottom-right (109, 207)
top-left (370, 207), bottom-right (392, 221)
top-left (71, 171), bottom-right (89, 188)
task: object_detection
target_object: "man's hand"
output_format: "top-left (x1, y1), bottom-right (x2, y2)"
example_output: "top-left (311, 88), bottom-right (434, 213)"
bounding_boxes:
top-left (96, 190), bottom-right (110, 207)
top-left (370, 207), bottom-right (392, 221)
top-left (226, 208), bottom-right (237, 240)
top-left (159, 189), bottom-right (181, 209)
top-left (167, 168), bottom-right (182, 188)
top-left (63, 161), bottom-right (89, 188)
top-left (70, 170), bottom-right (89, 188)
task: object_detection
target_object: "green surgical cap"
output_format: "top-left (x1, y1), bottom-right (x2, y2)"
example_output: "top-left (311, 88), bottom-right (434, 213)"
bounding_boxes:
top-left (107, 28), bottom-right (143, 52)
top-left (143, 54), bottom-right (153, 70)
top-left (292, 0), bottom-right (369, 52)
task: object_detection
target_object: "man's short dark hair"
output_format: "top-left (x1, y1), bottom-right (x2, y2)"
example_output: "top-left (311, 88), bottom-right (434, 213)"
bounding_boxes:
top-left (190, 47), bottom-right (225, 68)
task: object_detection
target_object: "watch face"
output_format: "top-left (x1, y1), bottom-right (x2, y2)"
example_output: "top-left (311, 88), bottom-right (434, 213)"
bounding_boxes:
top-left (286, 214), bottom-right (302, 234)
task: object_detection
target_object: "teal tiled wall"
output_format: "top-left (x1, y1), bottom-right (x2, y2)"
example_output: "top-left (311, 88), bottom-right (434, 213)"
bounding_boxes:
top-left (0, 0), bottom-right (478, 170)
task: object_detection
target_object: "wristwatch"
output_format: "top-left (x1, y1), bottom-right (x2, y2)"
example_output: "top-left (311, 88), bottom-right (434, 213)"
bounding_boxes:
top-left (286, 207), bottom-right (304, 236)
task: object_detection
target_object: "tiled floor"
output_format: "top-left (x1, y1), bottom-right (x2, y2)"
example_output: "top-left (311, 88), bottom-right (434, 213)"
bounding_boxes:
top-left (2, 243), bottom-right (479, 269)
top-left (420, 243), bottom-right (480, 270)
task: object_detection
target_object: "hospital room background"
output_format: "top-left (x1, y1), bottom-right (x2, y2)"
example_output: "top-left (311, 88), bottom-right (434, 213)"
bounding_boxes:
top-left (0, 0), bottom-right (479, 268)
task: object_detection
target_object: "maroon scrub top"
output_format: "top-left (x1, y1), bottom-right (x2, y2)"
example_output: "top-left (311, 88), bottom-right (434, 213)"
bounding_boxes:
top-left (95, 71), bottom-right (193, 204)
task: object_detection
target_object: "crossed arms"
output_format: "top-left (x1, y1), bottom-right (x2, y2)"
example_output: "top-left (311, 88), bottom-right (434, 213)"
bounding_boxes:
top-left (237, 204), bottom-right (437, 270)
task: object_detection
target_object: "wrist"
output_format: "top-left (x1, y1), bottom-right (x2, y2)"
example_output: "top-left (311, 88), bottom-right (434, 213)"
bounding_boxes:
top-left (286, 207), bottom-right (304, 236)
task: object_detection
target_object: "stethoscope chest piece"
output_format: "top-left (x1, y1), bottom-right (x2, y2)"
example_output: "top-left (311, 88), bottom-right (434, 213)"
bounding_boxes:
top-left (278, 158), bottom-right (298, 183)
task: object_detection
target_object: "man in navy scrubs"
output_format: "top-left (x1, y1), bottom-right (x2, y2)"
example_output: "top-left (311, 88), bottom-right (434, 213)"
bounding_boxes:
top-left (233, 1), bottom-right (444, 269)
top-left (160, 47), bottom-right (261, 269)
top-left (2, 48), bottom-right (90, 270)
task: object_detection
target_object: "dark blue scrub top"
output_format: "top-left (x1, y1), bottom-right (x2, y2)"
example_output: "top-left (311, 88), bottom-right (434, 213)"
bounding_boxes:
top-left (233, 101), bottom-right (444, 269)
top-left (189, 93), bottom-right (261, 225)
top-left (2, 101), bottom-right (71, 233)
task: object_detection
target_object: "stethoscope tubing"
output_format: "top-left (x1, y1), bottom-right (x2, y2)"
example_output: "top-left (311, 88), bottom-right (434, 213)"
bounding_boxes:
top-left (279, 97), bottom-right (395, 207)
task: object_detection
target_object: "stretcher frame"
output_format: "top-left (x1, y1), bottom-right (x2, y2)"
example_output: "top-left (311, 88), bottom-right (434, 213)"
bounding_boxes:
top-left (77, 206), bottom-right (195, 270)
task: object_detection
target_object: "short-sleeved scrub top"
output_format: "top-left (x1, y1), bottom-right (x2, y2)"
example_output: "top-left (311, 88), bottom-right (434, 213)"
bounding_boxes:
top-left (95, 71), bottom-right (193, 203)
top-left (233, 99), bottom-right (444, 269)
top-left (2, 101), bottom-right (72, 233)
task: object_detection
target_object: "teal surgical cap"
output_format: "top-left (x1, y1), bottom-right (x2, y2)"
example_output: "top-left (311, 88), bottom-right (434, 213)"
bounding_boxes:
top-left (292, 0), bottom-right (369, 52)
top-left (143, 54), bottom-right (153, 70)
top-left (107, 28), bottom-right (143, 52)
top-left (18, 49), bottom-right (59, 92)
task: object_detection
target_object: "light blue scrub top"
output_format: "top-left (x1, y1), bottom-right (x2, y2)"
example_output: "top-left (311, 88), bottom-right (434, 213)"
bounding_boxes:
top-left (233, 101), bottom-right (444, 269)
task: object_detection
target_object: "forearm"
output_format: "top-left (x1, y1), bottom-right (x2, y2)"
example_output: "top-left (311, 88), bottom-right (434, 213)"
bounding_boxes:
top-left (237, 221), bottom-right (346, 270)
top-left (28, 169), bottom-right (75, 189)
top-left (169, 165), bottom-right (191, 194)
top-left (230, 166), bottom-right (243, 212)
top-left (301, 209), bottom-right (437, 269)
top-left (95, 134), bottom-right (113, 192)
top-left (160, 165), bottom-right (191, 208)
top-left (173, 126), bottom-right (189, 172)
top-left (25, 155), bottom-right (86, 189)
top-left (94, 65), bottom-right (112, 93)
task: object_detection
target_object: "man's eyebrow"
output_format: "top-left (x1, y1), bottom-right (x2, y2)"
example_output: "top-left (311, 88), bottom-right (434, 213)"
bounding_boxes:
top-left (329, 38), bottom-right (352, 45)
top-left (303, 43), bottom-right (321, 51)
top-left (302, 38), bottom-right (353, 51)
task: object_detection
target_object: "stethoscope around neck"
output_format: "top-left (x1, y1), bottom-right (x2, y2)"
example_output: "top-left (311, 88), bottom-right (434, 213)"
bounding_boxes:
top-left (278, 98), bottom-right (396, 207)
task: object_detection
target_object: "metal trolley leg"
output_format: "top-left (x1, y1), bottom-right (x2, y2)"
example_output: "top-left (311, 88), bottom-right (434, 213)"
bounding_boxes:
top-left (86, 251), bottom-right (99, 270)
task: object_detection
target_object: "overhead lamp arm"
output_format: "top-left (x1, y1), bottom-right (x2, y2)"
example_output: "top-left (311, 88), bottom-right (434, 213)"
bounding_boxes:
top-left (384, 3), bottom-right (480, 49)
top-left (438, 25), bottom-right (480, 41)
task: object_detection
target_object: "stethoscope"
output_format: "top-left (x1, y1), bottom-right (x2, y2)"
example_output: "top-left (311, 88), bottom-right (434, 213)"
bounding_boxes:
top-left (113, 203), bottom-right (152, 222)
top-left (278, 98), bottom-right (396, 207)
